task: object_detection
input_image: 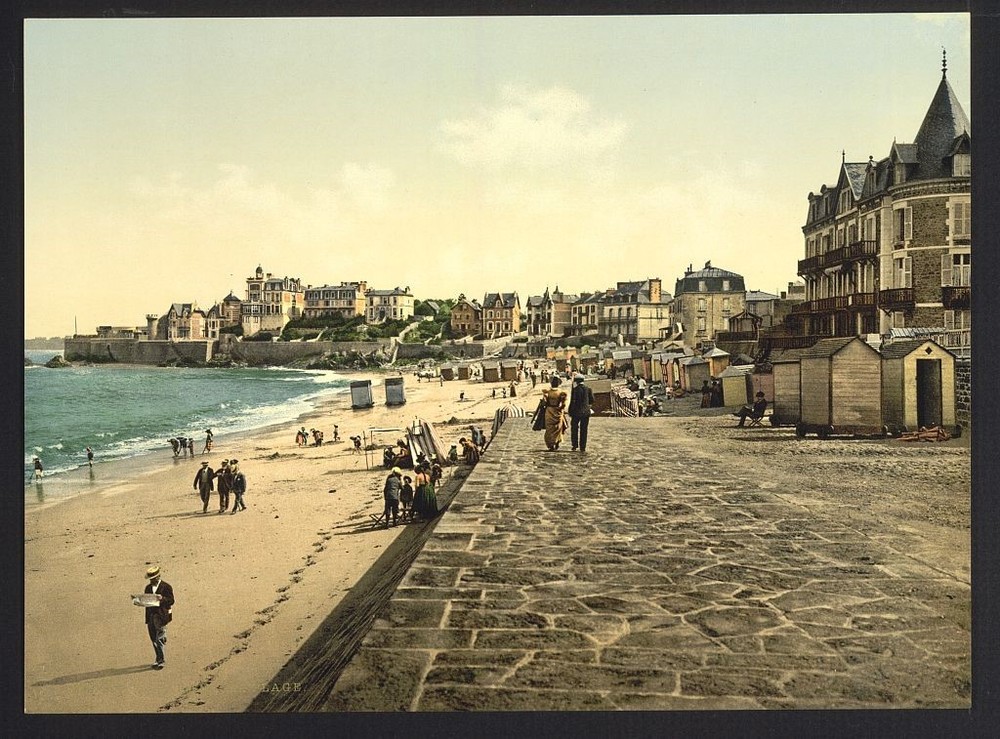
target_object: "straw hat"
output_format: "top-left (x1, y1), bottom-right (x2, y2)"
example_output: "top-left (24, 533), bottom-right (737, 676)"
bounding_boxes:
top-left (145, 566), bottom-right (160, 579)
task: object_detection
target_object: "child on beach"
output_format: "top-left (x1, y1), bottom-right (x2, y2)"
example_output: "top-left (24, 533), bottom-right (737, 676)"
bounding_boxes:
top-left (400, 476), bottom-right (414, 518)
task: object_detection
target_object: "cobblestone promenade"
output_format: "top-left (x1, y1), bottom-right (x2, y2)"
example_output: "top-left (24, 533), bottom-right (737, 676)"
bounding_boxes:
top-left (322, 416), bottom-right (970, 711)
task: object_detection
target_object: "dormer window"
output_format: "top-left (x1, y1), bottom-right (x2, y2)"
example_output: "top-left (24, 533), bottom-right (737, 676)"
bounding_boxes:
top-left (838, 189), bottom-right (852, 214)
top-left (953, 153), bottom-right (970, 177)
top-left (894, 163), bottom-right (906, 185)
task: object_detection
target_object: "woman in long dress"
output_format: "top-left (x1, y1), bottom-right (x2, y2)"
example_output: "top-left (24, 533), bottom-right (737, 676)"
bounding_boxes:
top-left (542, 376), bottom-right (568, 451)
top-left (412, 461), bottom-right (439, 519)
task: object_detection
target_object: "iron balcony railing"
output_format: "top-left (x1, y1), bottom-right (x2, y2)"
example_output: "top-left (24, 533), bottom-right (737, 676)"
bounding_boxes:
top-left (941, 286), bottom-right (971, 310)
top-left (878, 287), bottom-right (915, 307)
top-left (849, 292), bottom-right (877, 308)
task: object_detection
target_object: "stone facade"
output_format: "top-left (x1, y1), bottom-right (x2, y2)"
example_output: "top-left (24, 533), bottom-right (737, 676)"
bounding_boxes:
top-left (241, 265), bottom-right (305, 336)
top-left (672, 264), bottom-right (745, 348)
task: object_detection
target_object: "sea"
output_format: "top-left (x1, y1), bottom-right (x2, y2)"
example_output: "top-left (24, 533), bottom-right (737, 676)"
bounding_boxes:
top-left (24, 349), bottom-right (353, 500)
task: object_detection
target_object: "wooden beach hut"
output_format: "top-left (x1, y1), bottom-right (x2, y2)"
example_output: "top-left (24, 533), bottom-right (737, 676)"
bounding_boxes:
top-left (481, 361), bottom-right (501, 383)
top-left (384, 376), bottom-right (406, 406)
top-left (648, 353), bottom-right (663, 384)
top-left (703, 347), bottom-right (731, 378)
top-left (718, 364), bottom-right (753, 407)
top-left (500, 360), bottom-right (519, 382)
top-left (769, 348), bottom-right (808, 426)
top-left (880, 339), bottom-right (956, 433)
top-left (587, 378), bottom-right (614, 415)
top-left (439, 364), bottom-right (456, 381)
top-left (350, 379), bottom-right (375, 410)
top-left (578, 354), bottom-right (599, 374)
top-left (457, 362), bottom-right (471, 381)
top-left (797, 337), bottom-right (883, 437)
top-left (681, 356), bottom-right (710, 392)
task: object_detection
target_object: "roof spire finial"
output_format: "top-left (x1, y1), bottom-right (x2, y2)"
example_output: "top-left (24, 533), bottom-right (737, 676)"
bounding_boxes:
top-left (942, 47), bottom-right (947, 78)
top-left (842, 149), bottom-right (846, 164)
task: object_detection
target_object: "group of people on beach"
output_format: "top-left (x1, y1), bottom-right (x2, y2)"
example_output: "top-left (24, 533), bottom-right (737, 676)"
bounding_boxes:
top-left (296, 426), bottom-right (338, 447)
top-left (381, 459), bottom-right (441, 527)
top-left (168, 429), bottom-right (213, 458)
top-left (192, 458), bottom-right (247, 514)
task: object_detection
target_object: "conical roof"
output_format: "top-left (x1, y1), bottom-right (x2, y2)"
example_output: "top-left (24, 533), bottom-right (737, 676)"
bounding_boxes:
top-left (911, 74), bottom-right (970, 181)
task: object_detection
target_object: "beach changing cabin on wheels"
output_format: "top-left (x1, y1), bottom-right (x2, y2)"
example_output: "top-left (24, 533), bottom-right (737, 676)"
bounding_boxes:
top-left (439, 364), bottom-right (456, 381)
top-left (718, 364), bottom-right (753, 408)
top-left (481, 361), bottom-right (501, 383)
top-left (350, 379), bottom-right (375, 410)
top-left (384, 376), bottom-right (406, 406)
top-left (880, 339), bottom-right (956, 433)
top-left (797, 337), bottom-right (883, 437)
top-left (457, 363), bottom-right (471, 381)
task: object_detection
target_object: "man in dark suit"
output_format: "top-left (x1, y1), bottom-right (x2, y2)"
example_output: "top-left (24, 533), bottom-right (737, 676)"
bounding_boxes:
top-left (568, 374), bottom-right (596, 452)
top-left (193, 460), bottom-right (215, 513)
top-left (142, 566), bottom-right (174, 669)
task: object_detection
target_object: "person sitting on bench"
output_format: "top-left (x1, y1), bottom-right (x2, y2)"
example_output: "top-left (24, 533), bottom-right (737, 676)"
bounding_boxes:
top-left (734, 392), bottom-right (768, 427)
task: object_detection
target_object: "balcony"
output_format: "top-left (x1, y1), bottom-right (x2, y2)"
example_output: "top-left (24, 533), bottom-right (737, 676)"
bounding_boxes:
top-left (878, 287), bottom-right (915, 308)
top-left (797, 255), bottom-right (826, 274)
top-left (791, 300), bottom-right (814, 314)
top-left (848, 292), bottom-right (877, 308)
top-left (814, 296), bottom-right (848, 311)
top-left (941, 286), bottom-right (971, 310)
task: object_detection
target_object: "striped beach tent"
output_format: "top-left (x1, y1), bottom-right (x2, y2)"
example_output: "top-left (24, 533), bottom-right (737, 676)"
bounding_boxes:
top-left (610, 386), bottom-right (640, 417)
top-left (490, 402), bottom-right (527, 442)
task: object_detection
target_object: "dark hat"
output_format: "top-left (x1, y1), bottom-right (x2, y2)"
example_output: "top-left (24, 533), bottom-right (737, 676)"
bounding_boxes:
top-left (230, 459), bottom-right (239, 464)
top-left (756, 391), bottom-right (765, 397)
top-left (201, 461), bottom-right (209, 466)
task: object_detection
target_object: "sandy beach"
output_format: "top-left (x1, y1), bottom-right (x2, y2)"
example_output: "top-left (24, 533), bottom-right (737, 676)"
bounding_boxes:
top-left (24, 367), bottom-right (533, 713)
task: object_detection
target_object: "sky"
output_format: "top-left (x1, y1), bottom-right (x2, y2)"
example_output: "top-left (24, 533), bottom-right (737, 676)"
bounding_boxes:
top-left (23, 12), bottom-right (971, 339)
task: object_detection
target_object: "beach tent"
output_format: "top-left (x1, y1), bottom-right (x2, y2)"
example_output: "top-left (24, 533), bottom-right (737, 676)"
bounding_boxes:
top-left (406, 418), bottom-right (449, 464)
top-left (880, 339), bottom-right (955, 432)
top-left (384, 376), bottom-right (406, 406)
top-left (350, 380), bottom-right (375, 409)
top-left (490, 403), bottom-right (527, 443)
top-left (610, 385), bottom-right (640, 417)
top-left (362, 426), bottom-right (404, 470)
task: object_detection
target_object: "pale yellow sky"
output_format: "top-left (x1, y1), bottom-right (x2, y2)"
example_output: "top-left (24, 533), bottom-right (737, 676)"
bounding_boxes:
top-left (23, 14), bottom-right (970, 338)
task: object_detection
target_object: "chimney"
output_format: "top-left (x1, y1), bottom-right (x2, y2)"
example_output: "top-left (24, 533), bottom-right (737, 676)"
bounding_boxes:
top-left (648, 278), bottom-right (661, 303)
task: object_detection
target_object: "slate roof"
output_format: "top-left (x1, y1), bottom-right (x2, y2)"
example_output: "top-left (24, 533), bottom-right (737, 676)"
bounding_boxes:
top-left (911, 74), bottom-right (971, 181)
top-left (746, 291), bottom-right (779, 302)
top-left (368, 287), bottom-right (412, 296)
top-left (525, 295), bottom-right (545, 308)
top-left (842, 163), bottom-right (868, 198)
top-left (483, 292), bottom-right (519, 309)
top-left (892, 143), bottom-right (919, 164)
top-left (880, 338), bottom-right (953, 359)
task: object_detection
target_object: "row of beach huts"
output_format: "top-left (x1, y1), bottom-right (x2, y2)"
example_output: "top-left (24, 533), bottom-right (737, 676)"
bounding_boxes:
top-left (475, 338), bottom-right (956, 438)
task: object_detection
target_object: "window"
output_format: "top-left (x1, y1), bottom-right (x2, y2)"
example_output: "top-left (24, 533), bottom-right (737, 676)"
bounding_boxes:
top-left (953, 202), bottom-right (971, 238)
top-left (722, 280), bottom-right (730, 291)
top-left (837, 228), bottom-right (845, 247)
top-left (953, 153), bottom-right (971, 177)
top-left (894, 256), bottom-right (912, 288)
top-left (722, 297), bottom-right (731, 312)
top-left (944, 309), bottom-right (971, 335)
top-left (697, 317), bottom-right (706, 332)
top-left (942, 253), bottom-right (971, 287)
top-left (863, 217), bottom-right (876, 241)
top-left (891, 311), bottom-right (906, 329)
top-left (697, 298), bottom-right (706, 312)
top-left (847, 224), bottom-right (857, 244)
top-left (894, 207), bottom-right (912, 242)
top-left (698, 280), bottom-right (706, 292)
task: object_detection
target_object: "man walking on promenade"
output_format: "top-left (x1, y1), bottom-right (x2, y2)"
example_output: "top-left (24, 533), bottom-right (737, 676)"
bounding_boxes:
top-left (383, 466), bottom-right (402, 528)
top-left (193, 460), bottom-right (215, 514)
top-left (230, 460), bottom-right (247, 513)
top-left (569, 373), bottom-right (595, 452)
top-left (138, 566), bottom-right (174, 670)
top-left (216, 459), bottom-right (232, 513)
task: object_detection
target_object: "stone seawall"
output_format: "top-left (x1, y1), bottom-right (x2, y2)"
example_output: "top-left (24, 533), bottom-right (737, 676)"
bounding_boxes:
top-left (226, 340), bottom-right (389, 365)
top-left (64, 338), bottom-right (214, 364)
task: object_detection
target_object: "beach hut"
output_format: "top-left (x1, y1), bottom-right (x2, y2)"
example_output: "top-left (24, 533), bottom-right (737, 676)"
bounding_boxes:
top-left (578, 354), bottom-right (599, 374)
top-left (718, 364), bottom-right (753, 407)
top-left (500, 360), bottom-right (519, 382)
top-left (384, 376), bottom-right (406, 406)
top-left (587, 378), bottom-right (614, 415)
top-left (798, 337), bottom-right (883, 437)
top-left (880, 339), bottom-right (956, 433)
top-left (457, 363), bottom-right (471, 381)
top-left (703, 347), bottom-right (731, 378)
top-left (439, 364), bottom-right (456, 381)
top-left (649, 353), bottom-right (663, 383)
top-left (770, 348), bottom-right (808, 426)
top-left (682, 356), bottom-right (710, 392)
top-left (482, 361), bottom-right (501, 383)
top-left (350, 380), bottom-right (375, 410)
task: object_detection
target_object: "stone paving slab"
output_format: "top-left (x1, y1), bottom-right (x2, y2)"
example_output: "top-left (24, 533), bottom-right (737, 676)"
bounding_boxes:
top-left (322, 417), bottom-right (970, 711)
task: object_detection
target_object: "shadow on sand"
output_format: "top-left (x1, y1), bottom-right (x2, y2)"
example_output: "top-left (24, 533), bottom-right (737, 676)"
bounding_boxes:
top-left (33, 664), bottom-right (152, 687)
